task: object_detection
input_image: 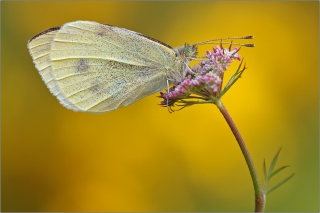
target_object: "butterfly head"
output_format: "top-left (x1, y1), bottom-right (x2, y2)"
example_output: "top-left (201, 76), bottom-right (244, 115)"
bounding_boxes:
top-left (174, 44), bottom-right (198, 61)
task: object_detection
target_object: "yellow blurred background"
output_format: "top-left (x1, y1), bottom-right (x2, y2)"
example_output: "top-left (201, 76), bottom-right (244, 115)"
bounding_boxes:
top-left (1, 1), bottom-right (318, 212)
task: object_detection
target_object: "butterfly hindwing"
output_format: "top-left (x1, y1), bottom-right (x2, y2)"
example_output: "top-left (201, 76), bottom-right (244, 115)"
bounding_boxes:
top-left (28, 21), bottom-right (176, 113)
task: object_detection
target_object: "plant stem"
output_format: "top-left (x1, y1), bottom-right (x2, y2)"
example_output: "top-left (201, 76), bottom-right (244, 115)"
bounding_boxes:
top-left (216, 100), bottom-right (265, 212)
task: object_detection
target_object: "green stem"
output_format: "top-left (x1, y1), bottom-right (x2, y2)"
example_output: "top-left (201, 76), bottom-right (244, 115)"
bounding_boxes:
top-left (216, 100), bottom-right (265, 212)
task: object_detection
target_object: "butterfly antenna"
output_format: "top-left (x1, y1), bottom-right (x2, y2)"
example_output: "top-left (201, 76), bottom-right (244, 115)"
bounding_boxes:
top-left (194, 36), bottom-right (254, 47)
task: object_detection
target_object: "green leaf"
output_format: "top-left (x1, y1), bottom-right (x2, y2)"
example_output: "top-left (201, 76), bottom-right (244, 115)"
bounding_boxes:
top-left (263, 158), bottom-right (268, 193)
top-left (263, 158), bottom-right (267, 181)
top-left (220, 59), bottom-right (246, 97)
top-left (263, 148), bottom-right (294, 194)
top-left (269, 165), bottom-right (291, 180)
top-left (266, 173), bottom-right (295, 195)
top-left (267, 147), bottom-right (282, 179)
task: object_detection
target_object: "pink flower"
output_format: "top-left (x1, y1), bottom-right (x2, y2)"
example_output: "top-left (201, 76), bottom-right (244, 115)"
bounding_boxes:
top-left (159, 45), bottom-right (246, 112)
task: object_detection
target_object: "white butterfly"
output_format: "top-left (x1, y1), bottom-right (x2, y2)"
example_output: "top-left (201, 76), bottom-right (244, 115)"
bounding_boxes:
top-left (28, 20), bottom-right (252, 113)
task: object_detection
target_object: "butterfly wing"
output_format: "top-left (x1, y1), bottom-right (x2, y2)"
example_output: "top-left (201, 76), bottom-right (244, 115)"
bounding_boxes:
top-left (28, 21), bottom-right (176, 113)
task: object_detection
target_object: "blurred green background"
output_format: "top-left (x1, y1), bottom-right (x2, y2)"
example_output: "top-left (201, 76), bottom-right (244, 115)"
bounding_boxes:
top-left (1, 1), bottom-right (318, 212)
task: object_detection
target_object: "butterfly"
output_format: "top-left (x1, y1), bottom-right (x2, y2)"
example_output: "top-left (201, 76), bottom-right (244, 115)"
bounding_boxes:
top-left (28, 20), bottom-right (252, 113)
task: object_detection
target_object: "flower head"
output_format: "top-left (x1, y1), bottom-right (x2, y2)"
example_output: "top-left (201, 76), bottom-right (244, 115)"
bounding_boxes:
top-left (160, 45), bottom-right (247, 112)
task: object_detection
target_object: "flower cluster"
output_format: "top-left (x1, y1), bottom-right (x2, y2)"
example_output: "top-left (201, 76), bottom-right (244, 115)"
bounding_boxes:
top-left (160, 45), bottom-right (246, 112)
